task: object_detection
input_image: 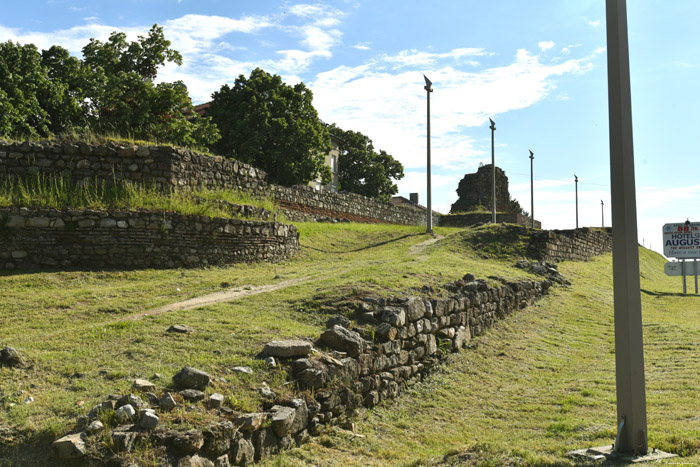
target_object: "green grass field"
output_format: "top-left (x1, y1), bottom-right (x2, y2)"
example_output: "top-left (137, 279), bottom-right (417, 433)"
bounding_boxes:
top-left (1, 221), bottom-right (699, 466)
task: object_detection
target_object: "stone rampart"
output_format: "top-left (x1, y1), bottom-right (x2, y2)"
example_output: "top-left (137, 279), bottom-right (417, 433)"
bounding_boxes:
top-left (0, 140), bottom-right (266, 192)
top-left (0, 207), bottom-right (298, 270)
top-left (528, 227), bottom-right (612, 262)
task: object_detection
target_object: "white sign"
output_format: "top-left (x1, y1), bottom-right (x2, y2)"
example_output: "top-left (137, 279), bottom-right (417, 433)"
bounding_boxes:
top-left (665, 261), bottom-right (699, 277)
top-left (663, 222), bottom-right (700, 258)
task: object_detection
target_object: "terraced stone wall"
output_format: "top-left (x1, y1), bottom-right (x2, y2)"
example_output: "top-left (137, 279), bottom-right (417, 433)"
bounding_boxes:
top-left (0, 140), bottom-right (266, 192)
top-left (528, 227), bottom-right (612, 262)
top-left (0, 207), bottom-right (298, 270)
top-left (439, 212), bottom-right (541, 229)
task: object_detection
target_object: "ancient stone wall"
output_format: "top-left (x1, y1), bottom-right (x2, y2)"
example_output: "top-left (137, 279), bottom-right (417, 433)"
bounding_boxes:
top-left (450, 164), bottom-right (510, 214)
top-left (267, 184), bottom-right (431, 226)
top-left (528, 227), bottom-right (612, 262)
top-left (439, 212), bottom-right (541, 229)
top-left (0, 140), bottom-right (266, 192)
top-left (0, 207), bottom-right (299, 270)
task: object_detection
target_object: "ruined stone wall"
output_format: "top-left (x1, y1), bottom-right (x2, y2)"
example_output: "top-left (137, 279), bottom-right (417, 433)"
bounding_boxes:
top-left (0, 207), bottom-right (298, 270)
top-left (0, 140), bottom-right (266, 192)
top-left (267, 184), bottom-right (431, 226)
top-left (439, 212), bottom-right (541, 229)
top-left (528, 227), bottom-right (612, 262)
top-left (450, 164), bottom-right (510, 214)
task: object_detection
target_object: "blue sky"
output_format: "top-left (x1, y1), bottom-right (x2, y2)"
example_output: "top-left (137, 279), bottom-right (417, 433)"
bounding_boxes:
top-left (2, 1), bottom-right (699, 256)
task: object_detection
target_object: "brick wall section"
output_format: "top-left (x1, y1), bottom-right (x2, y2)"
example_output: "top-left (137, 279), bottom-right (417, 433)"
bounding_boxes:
top-left (0, 140), bottom-right (266, 192)
top-left (0, 207), bottom-right (299, 270)
top-left (528, 227), bottom-right (612, 262)
top-left (439, 212), bottom-right (541, 229)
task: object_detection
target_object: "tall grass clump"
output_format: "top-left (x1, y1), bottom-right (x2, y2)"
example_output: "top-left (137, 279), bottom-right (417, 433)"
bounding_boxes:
top-left (0, 173), bottom-right (280, 221)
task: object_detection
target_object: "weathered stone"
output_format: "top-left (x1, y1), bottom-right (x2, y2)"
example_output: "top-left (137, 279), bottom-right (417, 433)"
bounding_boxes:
top-left (288, 399), bottom-right (309, 433)
top-left (215, 454), bottom-right (230, 467)
top-left (231, 437), bottom-right (255, 465)
top-left (406, 296), bottom-right (426, 321)
top-left (0, 347), bottom-right (26, 367)
top-left (86, 420), bottom-right (104, 435)
top-left (116, 404), bottom-right (136, 423)
top-left (159, 392), bottom-right (177, 411)
top-left (139, 409), bottom-right (159, 430)
top-left (172, 429), bottom-right (204, 453)
top-left (52, 433), bottom-right (87, 459)
top-left (375, 322), bottom-right (397, 341)
top-left (177, 454), bottom-right (215, 467)
top-left (263, 340), bottom-right (313, 358)
top-left (208, 393), bottom-right (225, 409)
top-left (173, 367), bottom-right (211, 390)
top-left (232, 366), bottom-right (253, 375)
top-left (320, 325), bottom-right (364, 357)
top-left (112, 431), bottom-right (137, 452)
top-left (180, 389), bottom-right (206, 402)
top-left (270, 405), bottom-right (296, 438)
top-left (253, 427), bottom-right (278, 462)
top-left (381, 306), bottom-right (406, 327)
top-left (168, 324), bottom-right (194, 334)
top-left (234, 413), bottom-right (267, 433)
top-left (325, 315), bottom-right (351, 329)
top-left (117, 394), bottom-right (146, 409)
top-left (133, 379), bottom-right (156, 392)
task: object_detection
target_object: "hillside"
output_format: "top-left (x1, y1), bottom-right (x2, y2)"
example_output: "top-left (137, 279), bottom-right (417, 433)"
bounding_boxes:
top-left (1, 223), bottom-right (699, 466)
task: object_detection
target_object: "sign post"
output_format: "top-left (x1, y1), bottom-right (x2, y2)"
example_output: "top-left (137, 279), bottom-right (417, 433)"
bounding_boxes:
top-left (663, 222), bottom-right (700, 294)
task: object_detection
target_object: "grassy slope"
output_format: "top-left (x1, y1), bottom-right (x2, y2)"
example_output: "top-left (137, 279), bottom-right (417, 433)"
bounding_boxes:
top-left (268, 246), bottom-right (700, 466)
top-left (1, 223), bottom-right (699, 466)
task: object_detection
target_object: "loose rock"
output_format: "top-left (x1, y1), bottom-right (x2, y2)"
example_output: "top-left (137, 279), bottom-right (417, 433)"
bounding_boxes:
top-left (320, 325), bottom-right (364, 357)
top-left (0, 347), bottom-right (26, 368)
top-left (52, 433), bottom-right (86, 459)
top-left (173, 367), bottom-right (211, 390)
top-left (263, 340), bottom-right (313, 358)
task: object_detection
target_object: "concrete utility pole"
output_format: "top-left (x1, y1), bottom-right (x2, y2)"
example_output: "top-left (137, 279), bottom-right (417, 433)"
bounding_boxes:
top-left (606, 0), bottom-right (648, 455)
top-left (529, 150), bottom-right (535, 229)
top-left (424, 75), bottom-right (433, 234)
top-left (490, 118), bottom-right (496, 223)
top-left (575, 175), bottom-right (579, 229)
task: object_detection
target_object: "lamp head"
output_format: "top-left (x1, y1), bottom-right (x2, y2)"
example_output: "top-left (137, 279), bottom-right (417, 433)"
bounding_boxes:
top-left (574, 174), bottom-right (578, 181)
top-left (529, 150), bottom-right (534, 159)
top-left (423, 75), bottom-right (433, 92)
top-left (686, 218), bottom-right (691, 226)
top-left (489, 118), bottom-right (495, 130)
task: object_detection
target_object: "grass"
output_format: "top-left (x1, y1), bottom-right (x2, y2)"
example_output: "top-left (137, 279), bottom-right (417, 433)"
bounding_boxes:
top-left (0, 174), bottom-right (281, 221)
top-left (1, 222), bottom-right (699, 466)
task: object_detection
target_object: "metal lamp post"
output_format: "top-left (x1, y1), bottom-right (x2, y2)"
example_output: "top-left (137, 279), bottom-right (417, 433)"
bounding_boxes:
top-left (575, 175), bottom-right (579, 229)
top-left (490, 118), bottom-right (496, 223)
top-left (424, 75), bottom-right (433, 234)
top-left (606, 0), bottom-right (648, 455)
top-left (529, 150), bottom-right (535, 229)
top-left (601, 200), bottom-right (605, 228)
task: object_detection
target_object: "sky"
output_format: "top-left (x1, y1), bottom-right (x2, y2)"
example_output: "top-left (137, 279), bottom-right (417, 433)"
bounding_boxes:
top-left (1, 0), bottom-right (699, 257)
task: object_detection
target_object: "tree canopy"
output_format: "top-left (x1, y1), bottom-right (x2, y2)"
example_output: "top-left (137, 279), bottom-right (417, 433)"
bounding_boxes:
top-left (328, 124), bottom-right (404, 200)
top-left (207, 68), bottom-right (331, 186)
top-left (0, 25), bottom-right (218, 147)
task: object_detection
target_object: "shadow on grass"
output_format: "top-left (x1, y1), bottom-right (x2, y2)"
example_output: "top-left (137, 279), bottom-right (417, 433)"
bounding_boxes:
top-left (641, 288), bottom-right (700, 298)
top-left (303, 233), bottom-right (422, 254)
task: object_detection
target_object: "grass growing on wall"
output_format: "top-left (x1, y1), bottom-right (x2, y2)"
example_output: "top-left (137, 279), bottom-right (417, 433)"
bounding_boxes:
top-left (0, 174), bottom-right (281, 221)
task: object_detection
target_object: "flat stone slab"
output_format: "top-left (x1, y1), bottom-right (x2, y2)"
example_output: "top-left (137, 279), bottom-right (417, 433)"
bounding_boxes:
top-left (263, 340), bottom-right (312, 358)
top-left (568, 445), bottom-right (677, 463)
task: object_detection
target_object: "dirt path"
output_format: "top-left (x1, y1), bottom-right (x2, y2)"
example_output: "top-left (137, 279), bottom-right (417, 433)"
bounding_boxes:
top-left (409, 235), bottom-right (444, 256)
top-left (120, 276), bottom-right (313, 321)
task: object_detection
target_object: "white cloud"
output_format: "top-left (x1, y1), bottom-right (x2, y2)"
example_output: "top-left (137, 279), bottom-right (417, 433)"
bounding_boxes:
top-left (312, 47), bottom-right (594, 175)
top-left (588, 20), bottom-right (601, 27)
top-left (538, 41), bottom-right (555, 51)
top-left (353, 42), bottom-right (371, 50)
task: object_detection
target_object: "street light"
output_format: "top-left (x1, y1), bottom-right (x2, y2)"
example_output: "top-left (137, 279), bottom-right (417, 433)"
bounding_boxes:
top-left (575, 174), bottom-right (579, 229)
top-left (424, 75), bottom-right (433, 234)
top-left (601, 199), bottom-right (605, 228)
top-left (490, 118), bottom-right (496, 223)
top-left (529, 150), bottom-right (535, 229)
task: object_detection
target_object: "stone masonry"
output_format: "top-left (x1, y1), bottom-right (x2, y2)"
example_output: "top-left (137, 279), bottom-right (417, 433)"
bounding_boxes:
top-left (450, 164), bottom-right (510, 214)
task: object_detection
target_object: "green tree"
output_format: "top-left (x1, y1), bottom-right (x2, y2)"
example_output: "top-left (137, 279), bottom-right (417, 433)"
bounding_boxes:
top-left (207, 68), bottom-right (331, 186)
top-left (81, 25), bottom-right (219, 147)
top-left (328, 124), bottom-right (404, 200)
top-left (0, 41), bottom-right (66, 138)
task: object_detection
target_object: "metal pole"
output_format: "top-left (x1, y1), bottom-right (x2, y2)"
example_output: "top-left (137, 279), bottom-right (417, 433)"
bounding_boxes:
top-left (424, 75), bottom-right (433, 234)
top-left (575, 175), bottom-right (579, 229)
top-left (529, 150), bottom-right (535, 229)
top-left (695, 259), bottom-right (698, 294)
top-left (682, 259), bottom-right (687, 294)
top-left (490, 118), bottom-right (496, 223)
top-left (606, 0), bottom-right (648, 455)
top-left (602, 200), bottom-right (605, 228)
